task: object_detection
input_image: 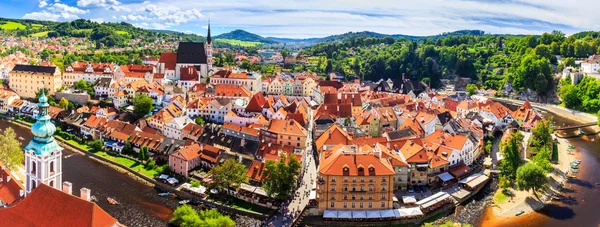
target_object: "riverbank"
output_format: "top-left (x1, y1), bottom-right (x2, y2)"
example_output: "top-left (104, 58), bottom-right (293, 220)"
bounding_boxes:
top-left (6, 119), bottom-right (272, 221)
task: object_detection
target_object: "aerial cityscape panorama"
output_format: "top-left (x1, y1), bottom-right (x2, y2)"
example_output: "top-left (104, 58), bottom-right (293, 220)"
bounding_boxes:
top-left (1, 0), bottom-right (600, 227)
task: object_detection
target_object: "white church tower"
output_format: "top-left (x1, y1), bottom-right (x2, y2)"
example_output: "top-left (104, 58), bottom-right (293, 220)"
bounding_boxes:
top-left (206, 20), bottom-right (213, 71)
top-left (24, 87), bottom-right (63, 195)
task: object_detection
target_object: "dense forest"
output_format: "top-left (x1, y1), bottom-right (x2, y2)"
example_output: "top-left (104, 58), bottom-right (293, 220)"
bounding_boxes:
top-left (299, 30), bottom-right (600, 95)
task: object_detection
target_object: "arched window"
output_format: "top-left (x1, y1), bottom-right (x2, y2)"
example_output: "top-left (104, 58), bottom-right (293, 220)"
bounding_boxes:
top-left (49, 180), bottom-right (54, 187)
top-left (31, 161), bottom-right (37, 175)
top-left (31, 180), bottom-right (36, 190)
top-left (49, 161), bottom-right (55, 174)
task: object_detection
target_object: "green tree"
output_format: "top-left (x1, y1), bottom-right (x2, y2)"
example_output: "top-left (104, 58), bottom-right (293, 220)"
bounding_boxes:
top-left (138, 146), bottom-right (149, 160)
top-left (207, 159), bottom-right (248, 195)
top-left (485, 141), bottom-right (493, 154)
top-left (132, 94), bottom-right (153, 118)
top-left (59, 97), bottom-right (70, 110)
top-left (512, 54), bottom-right (553, 94)
top-left (531, 147), bottom-right (552, 172)
top-left (262, 153), bottom-right (302, 199)
top-left (89, 139), bottom-right (104, 152)
top-left (499, 131), bottom-right (523, 180)
top-left (122, 141), bottom-right (133, 155)
top-left (195, 117), bottom-right (205, 125)
top-left (559, 84), bottom-right (580, 108)
top-left (170, 204), bottom-right (198, 226)
top-left (529, 117), bottom-right (554, 155)
top-left (35, 87), bottom-right (50, 99)
top-left (516, 162), bottom-right (547, 198)
top-left (0, 128), bottom-right (24, 169)
top-left (466, 84), bottom-right (478, 95)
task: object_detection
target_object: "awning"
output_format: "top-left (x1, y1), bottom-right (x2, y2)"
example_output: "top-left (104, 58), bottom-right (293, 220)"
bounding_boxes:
top-left (483, 158), bottom-right (492, 167)
top-left (380, 209), bottom-right (396, 218)
top-left (158, 174), bottom-right (169, 180)
top-left (438, 172), bottom-right (454, 182)
top-left (338, 210), bottom-right (352, 219)
top-left (416, 164), bottom-right (429, 168)
top-left (323, 210), bottom-right (337, 218)
top-left (366, 210), bottom-right (381, 219)
top-left (402, 195), bottom-right (417, 204)
top-left (416, 192), bottom-right (451, 209)
top-left (352, 210), bottom-right (366, 219)
top-left (459, 173), bottom-right (490, 188)
top-left (397, 207), bottom-right (423, 217)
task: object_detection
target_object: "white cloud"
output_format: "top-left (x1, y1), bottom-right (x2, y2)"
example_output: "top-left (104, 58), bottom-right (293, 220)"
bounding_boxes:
top-left (120, 14), bottom-right (150, 21)
top-left (38, 0), bottom-right (48, 8)
top-left (77, 0), bottom-right (120, 8)
top-left (23, 11), bottom-right (60, 21)
top-left (91, 17), bottom-right (105, 23)
top-left (49, 3), bottom-right (88, 15)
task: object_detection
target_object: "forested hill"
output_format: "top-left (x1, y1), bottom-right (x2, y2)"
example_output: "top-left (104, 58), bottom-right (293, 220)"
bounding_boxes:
top-left (299, 30), bottom-right (600, 98)
top-left (215, 29), bottom-right (278, 44)
top-left (0, 18), bottom-right (206, 47)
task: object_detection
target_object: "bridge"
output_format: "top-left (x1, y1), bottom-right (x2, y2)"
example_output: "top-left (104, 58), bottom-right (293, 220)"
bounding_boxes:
top-left (553, 122), bottom-right (598, 130)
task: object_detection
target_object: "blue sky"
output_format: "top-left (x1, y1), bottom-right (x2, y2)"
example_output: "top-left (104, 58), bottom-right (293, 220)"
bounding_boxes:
top-left (1, 0), bottom-right (596, 38)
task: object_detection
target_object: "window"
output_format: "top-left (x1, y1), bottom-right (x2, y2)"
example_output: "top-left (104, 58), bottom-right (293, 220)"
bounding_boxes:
top-left (360, 178), bottom-right (364, 182)
top-left (369, 185), bottom-right (374, 191)
top-left (331, 185), bottom-right (336, 191)
top-left (360, 202), bottom-right (364, 208)
top-left (360, 194), bottom-right (364, 200)
top-left (352, 177), bottom-right (356, 182)
top-left (382, 185), bottom-right (386, 191)
top-left (360, 185), bottom-right (365, 191)
top-left (381, 193), bottom-right (386, 199)
top-left (381, 202), bottom-right (386, 207)
top-left (331, 193), bottom-right (335, 199)
top-left (344, 177), bottom-right (348, 182)
top-left (352, 202), bottom-right (355, 208)
top-left (343, 194), bottom-right (347, 200)
top-left (368, 194), bottom-right (373, 200)
top-left (330, 202), bottom-right (334, 208)
top-left (352, 194), bottom-right (356, 200)
top-left (368, 202), bottom-right (372, 208)
top-left (343, 202), bottom-right (347, 208)
top-left (331, 177), bottom-right (336, 182)
top-left (382, 177), bottom-right (387, 182)
top-left (343, 185), bottom-right (348, 191)
top-left (369, 178), bottom-right (374, 182)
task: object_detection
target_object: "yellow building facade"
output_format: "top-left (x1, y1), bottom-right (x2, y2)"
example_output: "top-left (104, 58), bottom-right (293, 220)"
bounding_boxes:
top-left (9, 65), bottom-right (62, 99)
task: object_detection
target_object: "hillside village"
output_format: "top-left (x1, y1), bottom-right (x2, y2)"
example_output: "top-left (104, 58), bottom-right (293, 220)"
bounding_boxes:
top-left (0, 21), bottom-right (548, 225)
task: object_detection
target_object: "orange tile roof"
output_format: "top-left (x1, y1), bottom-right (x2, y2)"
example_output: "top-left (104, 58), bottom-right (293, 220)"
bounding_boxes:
top-left (423, 130), bottom-right (468, 151)
top-left (399, 117), bottom-right (425, 137)
top-left (179, 66), bottom-right (199, 81)
top-left (398, 141), bottom-right (428, 163)
top-left (173, 143), bottom-right (201, 161)
top-left (319, 146), bottom-right (395, 176)
top-left (375, 143), bottom-right (408, 167)
top-left (0, 167), bottom-right (24, 205)
top-left (130, 131), bottom-right (164, 150)
top-left (316, 124), bottom-right (353, 150)
top-left (214, 84), bottom-right (251, 98)
top-left (150, 109), bottom-right (175, 124)
top-left (0, 184), bottom-right (118, 227)
top-left (247, 160), bottom-right (266, 181)
top-left (267, 119), bottom-right (307, 137)
top-left (159, 52), bottom-right (177, 70)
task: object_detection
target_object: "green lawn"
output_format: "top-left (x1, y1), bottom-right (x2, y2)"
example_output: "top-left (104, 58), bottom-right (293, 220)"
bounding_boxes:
top-left (56, 134), bottom-right (160, 178)
top-left (116, 30), bottom-right (129, 35)
top-left (31, 31), bottom-right (49, 37)
top-left (216, 38), bottom-right (262, 47)
top-left (0, 21), bottom-right (26, 30)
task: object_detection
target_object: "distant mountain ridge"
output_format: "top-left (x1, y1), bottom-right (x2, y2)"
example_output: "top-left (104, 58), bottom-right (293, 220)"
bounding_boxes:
top-left (214, 29), bottom-right (278, 44)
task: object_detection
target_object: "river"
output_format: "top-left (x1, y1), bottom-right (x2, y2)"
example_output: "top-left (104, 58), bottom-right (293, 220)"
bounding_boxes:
top-left (475, 107), bottom-right (600, 227)
top-left (1, 120), bottom-right (178, 227)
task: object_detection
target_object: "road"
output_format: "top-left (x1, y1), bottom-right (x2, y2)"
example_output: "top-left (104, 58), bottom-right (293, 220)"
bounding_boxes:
top-left (270, 107), bottom-right (317, 227)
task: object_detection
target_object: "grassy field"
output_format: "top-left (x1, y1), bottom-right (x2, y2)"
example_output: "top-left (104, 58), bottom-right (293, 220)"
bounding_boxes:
top-left (216, 38), bottom-right (262, 47)
top-left (31, 31), bottom-right (49, 37)
top-left (116, 30), bottom-right (129, 35)
top-left (0, 21), bottom-right (26, 30)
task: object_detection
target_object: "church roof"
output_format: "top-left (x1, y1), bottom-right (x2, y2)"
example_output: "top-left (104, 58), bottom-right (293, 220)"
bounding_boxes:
top-left (0, 184), bottom-right (118, 227)
top-left (177, 42), bottom-right (207, 64)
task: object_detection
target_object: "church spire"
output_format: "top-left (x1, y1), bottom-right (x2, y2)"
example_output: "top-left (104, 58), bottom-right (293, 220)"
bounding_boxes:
top-left (206, 19), bottom-right (212, 44)
top-left (25, 82), bottom-right (62, 156)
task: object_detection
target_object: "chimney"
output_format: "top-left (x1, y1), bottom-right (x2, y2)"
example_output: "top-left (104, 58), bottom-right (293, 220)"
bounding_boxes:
top-left (421, 116), bottom-right (425, 123)
top-left (62, 181), bottom-right (73, 194)
top-left (200, 143), bottom-right (204, 151)
top-left (80, 187), bottom-right (91, 201)
top-left (410, 140), bottom-right (414, 145)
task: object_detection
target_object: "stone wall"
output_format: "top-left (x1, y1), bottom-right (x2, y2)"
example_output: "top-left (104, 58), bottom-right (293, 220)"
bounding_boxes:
top-left (54, 92), bottom-right (90, 106)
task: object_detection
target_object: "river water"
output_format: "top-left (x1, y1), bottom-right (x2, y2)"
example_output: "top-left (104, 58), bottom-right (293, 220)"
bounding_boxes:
top-left (475, 108), bottom-right (600, 227)
top-left (1, 120), bottom-right (178, 227)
